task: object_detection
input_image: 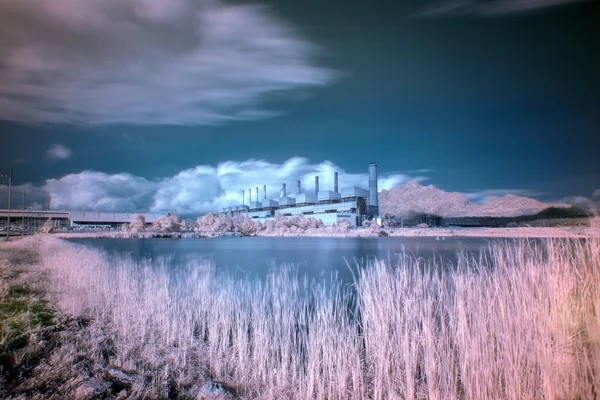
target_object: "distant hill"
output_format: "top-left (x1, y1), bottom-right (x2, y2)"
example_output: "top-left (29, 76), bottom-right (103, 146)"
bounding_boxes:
top-left (379, 181), bottom-right (572, 218)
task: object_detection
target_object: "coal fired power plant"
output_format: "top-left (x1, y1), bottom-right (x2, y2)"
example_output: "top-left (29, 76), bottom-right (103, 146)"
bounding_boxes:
top-left (220, 162), bottom-right (380, 227)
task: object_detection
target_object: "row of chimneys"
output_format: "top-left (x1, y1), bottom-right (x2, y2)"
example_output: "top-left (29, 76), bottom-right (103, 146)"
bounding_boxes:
top-left (240, 163), bottom-right (378, 208)
top-left (279, 173), bottom-right (336, 197)
top-left (241, 185), bottom-right (268, 205)
top-left (241, 172), bottom-right (338, 204)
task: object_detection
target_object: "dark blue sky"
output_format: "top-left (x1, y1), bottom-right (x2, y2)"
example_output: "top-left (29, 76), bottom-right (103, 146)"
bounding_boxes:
top-left (1, 0), bottom-right (598, 213)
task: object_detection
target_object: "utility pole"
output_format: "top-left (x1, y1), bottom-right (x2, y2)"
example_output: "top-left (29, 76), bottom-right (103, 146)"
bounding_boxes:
top-left (22, 188), bottom-right (25, 236)
top-left (1, 168), bottom-right (12, 241)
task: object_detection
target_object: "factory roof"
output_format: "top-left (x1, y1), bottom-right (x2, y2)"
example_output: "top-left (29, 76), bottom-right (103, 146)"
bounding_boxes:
top-left (340, 186), bottom-right (369, 198)
top-left (249, 201), bottom-right (263, 210)
top-left (317, 190), bottom-right (341, 201)
top-left (69, 211), bottom-right (161, 223)
top-left (278, 196), bottom-right (296, 206)
top-left (295, 193), bottom-right (317, 204)
top-left (263, 199), bottom-right (280, 208)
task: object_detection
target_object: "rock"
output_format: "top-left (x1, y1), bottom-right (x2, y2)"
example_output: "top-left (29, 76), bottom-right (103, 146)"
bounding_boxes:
top-left (104, 366), bottom-right (136, 392)
top-left (197, 380), bottom-right (236, 400)
top-left (74, 378), bottom-right (111, 399)
top-left (73, 355), bottom-right (93, 376)
top-left (378, 230), bottom-right (389, 237)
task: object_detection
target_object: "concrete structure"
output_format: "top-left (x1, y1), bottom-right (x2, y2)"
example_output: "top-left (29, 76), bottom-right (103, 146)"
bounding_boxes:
top-left (295, 193), bottom-right (317, 205)
top-left (369, 162), bottom-right (379, 217)
top-left (0, 210), bottom-right (162, 231)
top-left (220, 162), bottom-right (379, 227)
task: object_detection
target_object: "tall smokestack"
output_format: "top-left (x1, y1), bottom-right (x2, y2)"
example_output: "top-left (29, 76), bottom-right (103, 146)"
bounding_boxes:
top-left (334, 172), bottom-right (338, 193)
top-left (369, 162), bottom-right (379, 216)
top-left (249, 188), bottom-right (252, 204)
top-left (283, 183), bottom-right (287, 197)
top-left (264, 185), bottom-right (267, 200)
top-left (315, 176), bottom-right (319, 195)
top-left (297, 180), bottom-right (301, 194)
top-left (256, 187), bottom-right (259, 202)
top-left (242, 190), bottom-right (245, 206)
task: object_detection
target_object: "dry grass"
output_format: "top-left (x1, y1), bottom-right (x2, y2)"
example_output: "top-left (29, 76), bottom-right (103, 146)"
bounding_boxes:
top-left (24, 232), bottom-right (600, 399)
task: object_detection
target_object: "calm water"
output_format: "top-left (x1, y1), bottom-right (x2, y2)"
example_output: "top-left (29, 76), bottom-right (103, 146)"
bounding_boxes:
top-left (70, 236), bottom-right (503, 283)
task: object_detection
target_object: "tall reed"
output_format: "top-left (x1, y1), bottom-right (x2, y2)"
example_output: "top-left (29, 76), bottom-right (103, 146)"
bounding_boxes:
top-left (37, 234), bottom-right (599, 399)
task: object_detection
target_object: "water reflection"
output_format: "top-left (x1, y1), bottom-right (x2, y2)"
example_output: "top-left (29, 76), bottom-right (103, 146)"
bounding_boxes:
top-left (70, 236), bottom-right (503, 283)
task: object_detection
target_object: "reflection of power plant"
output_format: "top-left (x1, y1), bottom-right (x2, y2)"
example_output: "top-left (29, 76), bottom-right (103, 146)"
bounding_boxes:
top-left (220, 162), bottom-right (379, 227)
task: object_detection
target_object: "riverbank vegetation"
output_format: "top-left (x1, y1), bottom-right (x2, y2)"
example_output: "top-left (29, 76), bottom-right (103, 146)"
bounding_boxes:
top-left (119, 212), bottom-right (355, 236)
top-left (113, 212), bottom-right (599, 238)
top-left (2, 232), bottom-right (597, 398)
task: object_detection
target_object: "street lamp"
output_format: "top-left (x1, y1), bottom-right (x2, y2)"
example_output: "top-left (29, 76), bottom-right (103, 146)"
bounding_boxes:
top-left (1, 170), bottom-right (12, 241)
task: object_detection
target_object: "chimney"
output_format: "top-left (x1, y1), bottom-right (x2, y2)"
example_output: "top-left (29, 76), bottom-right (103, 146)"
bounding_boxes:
top-left (249, 188), bottom-right (252, 204)
top-left (334, 172), bottom-right (338, 193)
top-left (256, 187), bottom-right (259, 202)
top-left (369, 162), bottom-right (379, 216)
top-left (297, 180), bottom-right (301, 195)
top-left (263, 185), bottom-right (267, 200)
top-left (242, 190), bottom-right (245, 206)
top-left (283, 183), bottom-right (287, 197)
top-left (315, 176), bottom-right (319, 195)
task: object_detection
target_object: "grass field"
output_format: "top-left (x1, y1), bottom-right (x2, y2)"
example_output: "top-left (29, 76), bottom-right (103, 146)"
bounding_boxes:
top-left (8, 233), bottom-right (600, 399)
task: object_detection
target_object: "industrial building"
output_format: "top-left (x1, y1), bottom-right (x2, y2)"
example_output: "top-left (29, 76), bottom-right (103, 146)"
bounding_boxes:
top-left (1, 162), bottom-right (380, 231)
top-left (220, 162), bottom-right (379, 227)
top-left (0, 210), bottom-right (162, 232)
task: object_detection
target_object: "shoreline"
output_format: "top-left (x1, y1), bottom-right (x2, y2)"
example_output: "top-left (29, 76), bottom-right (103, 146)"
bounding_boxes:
top-left (51, 225), bottom-right (600, 239)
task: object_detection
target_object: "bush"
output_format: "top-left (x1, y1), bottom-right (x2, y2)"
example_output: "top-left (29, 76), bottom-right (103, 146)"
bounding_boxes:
top-left (129, 214), bottom-right (147, 233)
top-left (151, 213), bottom-right (183, 233)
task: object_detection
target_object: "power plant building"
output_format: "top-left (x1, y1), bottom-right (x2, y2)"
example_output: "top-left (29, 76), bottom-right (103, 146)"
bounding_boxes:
top-left (220, 162), bottom-right (380, 227)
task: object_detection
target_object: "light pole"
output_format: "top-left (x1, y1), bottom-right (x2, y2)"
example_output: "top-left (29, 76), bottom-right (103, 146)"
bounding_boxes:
top-left (1, 169), bottom-right (12, 241)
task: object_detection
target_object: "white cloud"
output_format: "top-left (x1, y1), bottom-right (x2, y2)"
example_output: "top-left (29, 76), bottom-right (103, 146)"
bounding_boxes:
top-left (0, 0), bottom-right (334, 125)
top-left (461, 188), bottom-right (543, 204)
top-left (558, 196), bottom-right (593, 209)
top-left (37, 158), bottom-right (426, 215)
top-left (418, 0), bottom-right (589, 16)
top-left (46, 144), bottom-right (72, 160)
top-left (43, 171), bottom-right (156, 211)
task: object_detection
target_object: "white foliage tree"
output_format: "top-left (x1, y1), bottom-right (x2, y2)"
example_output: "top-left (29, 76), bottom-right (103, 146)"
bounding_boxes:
top-left (335, 219), bottom-right (352, 232)
top-left (194, 212), bottom-right (356, 236)
top-left (196, 212), bottom-right (235, 233)
top-left (129, 214), bottom-right (147, 233)
top-left (40, 218), bottom-right (54, 234)
top-left (151, 213), bottom-right (183, 233)
top-left (234, 215), bottom-right (263, 236)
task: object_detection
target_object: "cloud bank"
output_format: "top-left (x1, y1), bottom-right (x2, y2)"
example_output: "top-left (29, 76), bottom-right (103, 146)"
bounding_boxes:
top-left (461, 188), bottom-right (543, 204)
top-left (3, 161), bottom-right (596, 214)
top-left (0, 0), bottom-right (333, 125)
top-left (43, 171), bottom-right (156, 211)
top-left (419, 0), bottom-right (589, 16)
top-left (46, 144), bottom-right (72, 160)
top-left (33, 158), bottom-right (425, 215)
top-left (559, 189), bottom-right (600, 211)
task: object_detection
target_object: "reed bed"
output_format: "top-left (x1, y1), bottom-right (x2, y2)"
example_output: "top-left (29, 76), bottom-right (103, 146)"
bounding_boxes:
top-left (37, 235), bottom-right (599, 399)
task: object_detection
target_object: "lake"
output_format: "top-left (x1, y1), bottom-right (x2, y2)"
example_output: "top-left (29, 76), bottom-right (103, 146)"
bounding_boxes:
top-left (69, 236), bottom-right (507, 283)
